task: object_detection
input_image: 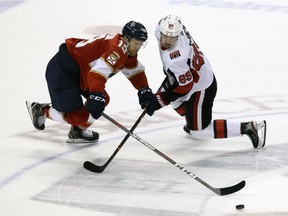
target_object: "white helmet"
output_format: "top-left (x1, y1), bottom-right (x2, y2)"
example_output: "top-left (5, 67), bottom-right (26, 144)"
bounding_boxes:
top-left (159, 15), bottom-right (183, 37)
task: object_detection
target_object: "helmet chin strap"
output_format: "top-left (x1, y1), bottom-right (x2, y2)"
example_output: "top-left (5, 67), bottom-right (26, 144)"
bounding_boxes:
top-left (123, 37), bottom-right (132, 55)
top-left (141, 40), bottom-right (148, 49)
top-left (123, 36), bottom-right (129, 43)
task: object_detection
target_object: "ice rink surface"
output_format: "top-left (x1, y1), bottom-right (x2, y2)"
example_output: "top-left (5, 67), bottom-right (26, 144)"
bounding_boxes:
top-left (0, 0), bottom-right (288, 215)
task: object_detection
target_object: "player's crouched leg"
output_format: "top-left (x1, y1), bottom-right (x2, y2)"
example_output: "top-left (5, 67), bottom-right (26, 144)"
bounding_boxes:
top-left (183, 124), bottom-right (215, 140)
top-left (65, 107), bottom-right (99, 144)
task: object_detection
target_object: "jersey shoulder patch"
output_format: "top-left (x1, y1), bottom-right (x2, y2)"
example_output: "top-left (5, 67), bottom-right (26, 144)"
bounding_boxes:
top-left (103, 35), bottom-right (128, 69)
top-left (106, 51), bottom-right (120, 66)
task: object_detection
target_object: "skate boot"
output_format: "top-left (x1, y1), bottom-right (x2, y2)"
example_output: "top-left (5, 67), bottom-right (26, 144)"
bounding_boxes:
top-left (67, 126), bottom-right (99, 143)
top-left (241, 120), bottom-right (267, 148)
top-left (183, 125), bottom-right (191, 134)
top-left (26, 101), bottom-right (50, 130)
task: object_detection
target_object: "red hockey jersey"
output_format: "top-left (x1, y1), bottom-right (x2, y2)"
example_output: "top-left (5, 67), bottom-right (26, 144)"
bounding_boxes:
top-left (65, 33), bottom-right (148, 94)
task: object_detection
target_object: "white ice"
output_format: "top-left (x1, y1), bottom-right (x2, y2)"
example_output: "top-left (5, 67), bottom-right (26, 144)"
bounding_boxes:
top-left (0, 0), bottom-right (288, 215)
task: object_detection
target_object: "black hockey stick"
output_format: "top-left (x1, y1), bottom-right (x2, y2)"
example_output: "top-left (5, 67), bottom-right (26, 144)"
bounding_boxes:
top-left (83, 109), bottom-right (147, 173)
top-left (99, 112), bottom-right (246, 196)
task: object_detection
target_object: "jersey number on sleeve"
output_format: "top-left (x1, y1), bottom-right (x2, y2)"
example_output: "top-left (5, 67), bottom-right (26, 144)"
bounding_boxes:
top-left (76, 34), bottom-right (127, 54)
top-left (178, 71), bottom-right (193, 84)
top-left (189, 43), bottom-right (204, 83)
top-left (191, 43), bottom-right (204, 71)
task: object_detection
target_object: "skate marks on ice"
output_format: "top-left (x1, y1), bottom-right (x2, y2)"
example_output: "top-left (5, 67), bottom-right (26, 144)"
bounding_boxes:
top-left (190, 143), bottom-right (288, 172)
top-left (168, 0), bottom-right (288, 14)
top-left (0, 1), bottom-right (26, 13)
top-left (84, 25), bottom-right (122, 35)
top-left (226, 213), bottom-right (288, 216)
top-left (32, 160), bottom-right (205, 216)
top-left (199, 143), bottom-right (288, 216)
top-left (32, 143), bottom-right (288, 215)
top-left (212, 93), bottom-right (288, 118)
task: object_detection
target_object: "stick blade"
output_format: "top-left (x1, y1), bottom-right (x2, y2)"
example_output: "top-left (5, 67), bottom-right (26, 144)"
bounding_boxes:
top-left (217, 180), bottom-right (246, 196)
top-left (83, 161), bottom-right (104, 173)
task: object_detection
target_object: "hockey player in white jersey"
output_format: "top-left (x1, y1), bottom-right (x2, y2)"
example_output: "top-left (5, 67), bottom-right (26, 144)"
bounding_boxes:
top-left (154, 15), bottom-right (266, 148)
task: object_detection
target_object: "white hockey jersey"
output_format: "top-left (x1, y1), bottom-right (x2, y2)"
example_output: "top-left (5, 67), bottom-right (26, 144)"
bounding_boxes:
top-left (155, 24), bottom-right (214, 106)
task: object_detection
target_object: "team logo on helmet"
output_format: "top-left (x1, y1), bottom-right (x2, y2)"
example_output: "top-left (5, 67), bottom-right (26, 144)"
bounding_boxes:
top-left (168, 24), bottom-right (174, 30)
top-left (160, 15), bottom-right (183, 37)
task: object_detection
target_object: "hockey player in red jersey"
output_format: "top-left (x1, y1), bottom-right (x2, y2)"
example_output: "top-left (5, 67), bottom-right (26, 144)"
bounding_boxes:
top-left (26, 21), bottom-right (157, 143)
top-left (154, 15), bottom-right (266, 148)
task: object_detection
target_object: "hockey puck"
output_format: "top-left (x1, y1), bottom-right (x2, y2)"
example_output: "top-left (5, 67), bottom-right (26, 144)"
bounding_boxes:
top-left (236, 204), bottom-right (245, 210)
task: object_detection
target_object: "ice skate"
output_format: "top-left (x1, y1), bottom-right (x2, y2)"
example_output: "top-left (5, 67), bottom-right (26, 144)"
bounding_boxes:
top-left (183, 125), bottom-right (191, 134)
top-left (241, 120), bottom-right (266, 148)
top-left (26, 101), bottom-right (50, 130)
top-left (67, 126), bottom-right (99, 144)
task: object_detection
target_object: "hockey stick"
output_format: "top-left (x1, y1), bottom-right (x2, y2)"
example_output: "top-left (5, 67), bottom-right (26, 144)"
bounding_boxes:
top-left (83, 109), bottom-right (147, 173)
top-left (99, 112), bottom-right (246, 196)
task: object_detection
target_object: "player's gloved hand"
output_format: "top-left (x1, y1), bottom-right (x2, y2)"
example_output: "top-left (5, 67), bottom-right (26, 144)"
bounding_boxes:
top-left (155, 91), bottom-right (170, 110)
top-left (161, 77), bottom-right (179, 102)
top-left (138, 87), bottom-right (158, 116)
top-left (85, 92), bottom-right (106, 119)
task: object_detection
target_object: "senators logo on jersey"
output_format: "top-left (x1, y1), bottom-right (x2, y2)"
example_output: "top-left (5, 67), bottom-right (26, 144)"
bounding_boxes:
top-left (169, 50), bottom-right (181, 59)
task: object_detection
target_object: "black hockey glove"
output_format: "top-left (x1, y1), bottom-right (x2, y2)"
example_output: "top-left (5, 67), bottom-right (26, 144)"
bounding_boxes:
top-left (138, 87), bottom-right (158, 116)
top-left (85, 92), bottom-right (106, 119)
top-left (161, 77), bottom-right (179, 102)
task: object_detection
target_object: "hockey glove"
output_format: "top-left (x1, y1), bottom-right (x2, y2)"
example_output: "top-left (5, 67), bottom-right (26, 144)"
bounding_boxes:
top-left (138, 87), bottom-right (158, 116)
top-left (85, 92), bottom-right (106, 119)
top-left (155, 91), bottom-right (170, 109)
top-left (161, 77), bottom-right (180, 102)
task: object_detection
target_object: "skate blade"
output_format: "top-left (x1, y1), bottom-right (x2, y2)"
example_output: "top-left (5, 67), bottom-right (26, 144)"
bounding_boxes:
top-left (25, 101), bottom-right (46, 130)
top-left (26, 101), bottom-right (36, 127)
top-left (66, 138), bottom-right (99, 144)
top-left (258, 120), bottom-right (267, 148)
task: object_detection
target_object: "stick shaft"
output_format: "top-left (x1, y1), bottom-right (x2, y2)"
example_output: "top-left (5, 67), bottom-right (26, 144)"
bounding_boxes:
top-left (83, 110), bottom-right (146, 173)
top-left (101, 113), bottom-right (212, 189)
top-left (101, 112), bottom-right (245, 196)
top-left (99, 110), bottom-right (146, 170)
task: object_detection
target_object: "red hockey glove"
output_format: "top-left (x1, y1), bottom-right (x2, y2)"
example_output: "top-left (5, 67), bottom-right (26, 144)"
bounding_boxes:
top-left (155, 91), bottom-right (170, 109)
